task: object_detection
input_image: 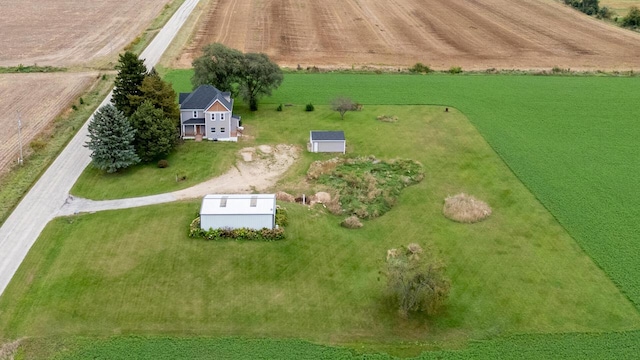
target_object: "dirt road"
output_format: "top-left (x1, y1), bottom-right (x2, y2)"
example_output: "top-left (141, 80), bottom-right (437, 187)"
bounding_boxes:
top-left (177, 0), bottom-right (640, 71)
top-left (0, 0), bottom-right (202, 297)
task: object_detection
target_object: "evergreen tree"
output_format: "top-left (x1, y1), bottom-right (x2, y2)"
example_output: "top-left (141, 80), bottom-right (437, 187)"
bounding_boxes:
top-left (85, 104), bottom-right (139, 173)
top-left (129, 73), bottom-right (180, 125)
top-left (113, 51), bottom-right (147, 117)
top-left (130, 101), bottom-right (177, 162)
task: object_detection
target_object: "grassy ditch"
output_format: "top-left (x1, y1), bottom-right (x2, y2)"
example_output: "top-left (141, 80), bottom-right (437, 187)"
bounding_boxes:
top-left (0, 75), bottom-right (113, 225)
top-left (125, 0), bottom-right (187, 56)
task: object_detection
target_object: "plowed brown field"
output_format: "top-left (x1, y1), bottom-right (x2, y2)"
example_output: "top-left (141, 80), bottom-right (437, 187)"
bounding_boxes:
top-left (0, 73), bottom-right (96, 174)
top-left (0, 0), bottom-right (170, 67)
top-left (178, 0), bottom-right (640, 70)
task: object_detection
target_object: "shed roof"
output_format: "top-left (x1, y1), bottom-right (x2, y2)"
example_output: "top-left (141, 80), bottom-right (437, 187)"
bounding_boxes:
top-left (179, 85), bottom-right (233, 111)
top-left (310, 130), bottom-right (345, 141)
top-left (200, 194), bottom-right (276, 216)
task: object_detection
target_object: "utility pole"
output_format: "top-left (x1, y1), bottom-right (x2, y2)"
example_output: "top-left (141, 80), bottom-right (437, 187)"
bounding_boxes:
top-left (17, 111), bottom-right (23, 166)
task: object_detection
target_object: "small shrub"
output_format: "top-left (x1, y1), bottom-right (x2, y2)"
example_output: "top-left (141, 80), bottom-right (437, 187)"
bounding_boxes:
top-left (275, 206), bottom-right (288, 227)
top-left (79, 97), bottom-right (84, 105)
top-left (449, 66), bottom-right (462, 74)
top-left (409, 62), bottom-right (431, 74)
top-left (623, 6), bottom-right (640, 28)
top-left (377, 115), bottom-right (398, 123)
top-left (157, 159), bottom-right (169, 168)
top-left (29, 138), bottom-right (47, 152)
top-left (188, 217), bottom-right (285, 241)
top-left (384, 244), bottom-right (450, 317)
top-left (341, 215), bottom-right (363, 229)
top-left (276, 104), bottom-right (283, 111)
top-left (305, 103), bottom-right (314, 112)
top-left (71, 104), bottom-right (78, 111)
top-left (102, 74), bottom-right (107, 81)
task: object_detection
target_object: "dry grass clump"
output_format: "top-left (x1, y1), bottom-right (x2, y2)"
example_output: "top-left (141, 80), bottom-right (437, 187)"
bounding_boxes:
top-left (443, 193), bottom-right (492, 223)
top-left (276, 191), bottom-right (295, 203)
top-left (0, 339), bottom-right (22, 360)
top-left (307, 157), bottom-right (342, 180)
top-left (341, 215), bottom-right (363, 229)
top-left (377, 115), bottom-right (398, 123)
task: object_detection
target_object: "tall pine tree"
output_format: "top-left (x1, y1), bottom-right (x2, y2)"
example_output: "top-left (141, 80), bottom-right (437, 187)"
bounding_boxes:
top-left (113, 51), bottom-right (147, 117)
top-left (85, 104), bottom-right (140, 173)
top-left (130, 101), bottom-right (178, 162)
top-left (129, 73), bottom-right (180, 125)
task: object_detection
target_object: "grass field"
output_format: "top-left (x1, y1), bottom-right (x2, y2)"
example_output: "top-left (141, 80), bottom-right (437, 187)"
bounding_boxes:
top-left (2, 98), bottom-right (639, 358)
top-left (72, 141), bottom-right (240, 200)
top-left (4, 71), bottom-right (640, 358)
top-left (162, 70), bottom-right (640, 313)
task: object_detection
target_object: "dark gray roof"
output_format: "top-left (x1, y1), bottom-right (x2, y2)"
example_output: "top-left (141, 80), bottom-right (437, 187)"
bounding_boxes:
top-left (183, 118), bottom-right (206, 125)
top-left (311, 131), bottom-right (345, 141)
top-left (179, 85), bottom-right (233, 111)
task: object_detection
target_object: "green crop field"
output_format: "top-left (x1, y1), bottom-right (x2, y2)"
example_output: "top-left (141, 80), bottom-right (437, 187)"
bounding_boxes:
top-left (3, 71), bottom-right (640, 358)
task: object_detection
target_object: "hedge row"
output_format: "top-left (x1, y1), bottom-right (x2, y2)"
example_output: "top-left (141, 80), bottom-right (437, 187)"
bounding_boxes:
top-left (188, 217), bottom-right (285, 241)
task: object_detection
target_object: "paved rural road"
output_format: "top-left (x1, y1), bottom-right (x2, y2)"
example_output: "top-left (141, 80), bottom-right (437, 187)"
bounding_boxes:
top-left (0, 0), bottom-right (201, 297)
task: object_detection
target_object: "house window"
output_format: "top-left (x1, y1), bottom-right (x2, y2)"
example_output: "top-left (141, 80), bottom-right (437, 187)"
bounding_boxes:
top-left (193, 111), bottom-right (197, 118)
top-left (211, 127), bottom-right (216, 133)
top-left (221, 127), bottom-right (226, 133)
top-left (211, 113), bottom-right (216, 121)
top-left (221, 113), bottom-right (225, 120)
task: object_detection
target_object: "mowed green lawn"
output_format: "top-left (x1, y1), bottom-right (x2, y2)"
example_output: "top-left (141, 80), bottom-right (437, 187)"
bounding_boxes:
top-left (270, 73), bottom-right (640, 308)
top-left (169, 70), bottom-right (640, 310)
top-left (1, 102), bottom-right (638, 358)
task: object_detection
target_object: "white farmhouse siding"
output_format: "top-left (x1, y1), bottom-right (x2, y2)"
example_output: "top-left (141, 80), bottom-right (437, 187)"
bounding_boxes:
top-left (310, 131), bottom-right (346, 153)
top-left (200, 194), bottom-right (276, 230)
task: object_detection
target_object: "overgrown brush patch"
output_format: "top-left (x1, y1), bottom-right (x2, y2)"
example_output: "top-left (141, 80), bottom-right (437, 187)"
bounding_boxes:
top-left (308, 156), bottom-right (423, 219)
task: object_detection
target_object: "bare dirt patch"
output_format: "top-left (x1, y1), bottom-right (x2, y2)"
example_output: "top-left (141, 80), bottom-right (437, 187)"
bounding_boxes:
top-left (174, 144), bottom-right (300, 198)
top-left (0, 0), bottom-right (171, 67)
top-left (177, 0), bottom-right (640, 71)
top-left (0, 73), bottom-right (97, 174)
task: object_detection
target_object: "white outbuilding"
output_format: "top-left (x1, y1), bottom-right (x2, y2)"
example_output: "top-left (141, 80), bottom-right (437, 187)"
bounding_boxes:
top-left (200, 194), bottom-right (276, 230)
top-left (309, 130), bottom-right (346, 153)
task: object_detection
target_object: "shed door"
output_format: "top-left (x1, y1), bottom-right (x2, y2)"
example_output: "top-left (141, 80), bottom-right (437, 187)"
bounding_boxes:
top-left (313, 142), bottom-right (318, 152)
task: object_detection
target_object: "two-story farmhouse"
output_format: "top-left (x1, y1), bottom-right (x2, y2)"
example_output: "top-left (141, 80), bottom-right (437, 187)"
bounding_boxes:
top-left (179, 85), bottom-right (241, 141)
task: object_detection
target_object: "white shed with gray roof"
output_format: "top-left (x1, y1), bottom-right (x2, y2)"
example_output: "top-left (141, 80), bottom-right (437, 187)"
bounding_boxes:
top-left (309, 130), bottom-right (346, 153)
top-left (200, 194), bottom-right (276, 230)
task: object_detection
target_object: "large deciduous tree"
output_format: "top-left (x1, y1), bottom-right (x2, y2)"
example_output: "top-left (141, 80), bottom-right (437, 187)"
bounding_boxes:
top-left (192, 43), bottom-right (244, 94)
top-left (238, 52), bottom-right (283, 111)
top-left (129, 101), bottom-right (178, 162)
top-left (85, 104), bottom-right (140, 173)
top-left (384, 243), bottom-right (450, 318)
top-left (113, 51), bottom-right (148, 117)
top-left (192, 43), bottom-right (283, 111)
